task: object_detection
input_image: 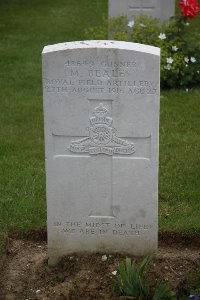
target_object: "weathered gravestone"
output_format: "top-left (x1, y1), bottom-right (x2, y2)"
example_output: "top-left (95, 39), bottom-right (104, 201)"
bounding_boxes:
top-left (109, 0), bottom-right (175, 22)
top-left (42, 41), bottom-right (160, 266)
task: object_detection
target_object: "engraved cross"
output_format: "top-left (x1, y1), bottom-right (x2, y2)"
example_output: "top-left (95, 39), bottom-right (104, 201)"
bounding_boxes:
top-left (52, 99), bottom-right (151, 219)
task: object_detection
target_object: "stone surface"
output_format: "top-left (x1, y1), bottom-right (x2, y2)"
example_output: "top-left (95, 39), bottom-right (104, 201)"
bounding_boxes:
top-left (109, 0), bottom-right (175, 22)
top-left (42, 40), bottom-right (160, 266)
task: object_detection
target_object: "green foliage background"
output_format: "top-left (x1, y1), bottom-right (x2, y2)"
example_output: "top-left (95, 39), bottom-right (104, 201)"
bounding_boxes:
top-left (85, 14), bottom-right (200, 88)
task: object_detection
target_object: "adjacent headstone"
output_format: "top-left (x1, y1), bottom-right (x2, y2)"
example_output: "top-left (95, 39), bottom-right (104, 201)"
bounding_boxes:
top-left (42, 41), bottom-right (160, 266)
top-left (109, 0), bottom-right (175, 22)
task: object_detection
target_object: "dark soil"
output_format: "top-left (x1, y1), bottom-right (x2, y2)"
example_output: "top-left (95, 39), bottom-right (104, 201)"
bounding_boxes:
top-left (0, 234), bottom-right (200, 300)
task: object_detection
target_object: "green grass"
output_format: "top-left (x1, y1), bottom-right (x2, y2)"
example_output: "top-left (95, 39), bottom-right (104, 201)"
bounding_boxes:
top-left (0, 0), bottom-right (199, 254)
top-left (159, 89), bottom-right (200, 232)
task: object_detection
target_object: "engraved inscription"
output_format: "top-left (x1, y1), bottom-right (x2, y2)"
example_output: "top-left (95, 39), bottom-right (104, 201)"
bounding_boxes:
top-left (129, 6), bottom-right (155, 11)
top-left (64, 60), bottom-right (137, 68)
top-left (128, 0), bottom-right (155, 11)
top-left (52, 220), bottom-right (152, 236)
top-left (44, 78), bottom-right (157, 95)
top-left (43, 57), bottom-right (158, 95)
top-left (69, 103), bottom-right (135, 156)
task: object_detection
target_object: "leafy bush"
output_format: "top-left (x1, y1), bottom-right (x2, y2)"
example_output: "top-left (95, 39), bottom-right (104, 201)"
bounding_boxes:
top-left (85, 14), bottom-right (200, 89)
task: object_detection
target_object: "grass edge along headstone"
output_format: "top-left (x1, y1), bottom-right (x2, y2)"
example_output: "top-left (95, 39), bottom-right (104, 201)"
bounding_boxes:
top-left (42, 41), bottom-right (160, 266)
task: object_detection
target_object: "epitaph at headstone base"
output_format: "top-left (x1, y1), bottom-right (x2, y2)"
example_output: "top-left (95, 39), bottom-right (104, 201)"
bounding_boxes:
top-left (42, 41), bottom-right (160, 266)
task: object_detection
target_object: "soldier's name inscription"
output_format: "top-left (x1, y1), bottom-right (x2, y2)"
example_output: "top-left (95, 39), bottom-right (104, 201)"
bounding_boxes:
top-left (43, 57), bottom-right (158, 95)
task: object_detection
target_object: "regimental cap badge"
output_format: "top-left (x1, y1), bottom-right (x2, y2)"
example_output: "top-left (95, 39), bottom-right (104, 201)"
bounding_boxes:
top-left (69, 103), bottom-right (135, 156)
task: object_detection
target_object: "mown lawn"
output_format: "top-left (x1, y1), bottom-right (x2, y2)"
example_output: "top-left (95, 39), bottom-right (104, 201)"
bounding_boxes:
top-left (0, 0), bottom-right (199, 254)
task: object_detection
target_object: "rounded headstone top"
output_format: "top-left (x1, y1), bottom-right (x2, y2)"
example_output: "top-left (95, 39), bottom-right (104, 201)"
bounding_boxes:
top-left (42, 40), bottom-right (160, 56)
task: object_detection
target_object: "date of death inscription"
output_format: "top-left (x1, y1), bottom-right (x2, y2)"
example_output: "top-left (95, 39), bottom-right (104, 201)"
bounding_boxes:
top-left (52, 221), bottom-right (152, 236)
top-left (43, 59), bottom-right (158, 95)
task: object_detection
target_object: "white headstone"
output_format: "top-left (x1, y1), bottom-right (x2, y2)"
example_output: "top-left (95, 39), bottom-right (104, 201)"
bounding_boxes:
top-left (42, 41), bottom-right (160, 266)
top-left (109, 0), bottom-right (175, 22)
